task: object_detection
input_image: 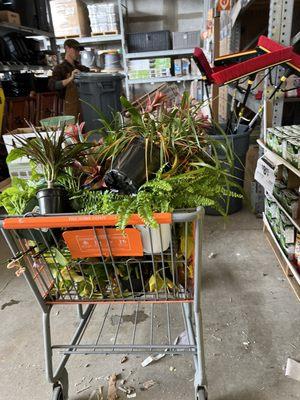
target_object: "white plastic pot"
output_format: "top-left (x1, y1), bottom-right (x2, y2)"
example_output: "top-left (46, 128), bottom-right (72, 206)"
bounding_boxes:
top-left (136, 224), bottom-right (171, 254)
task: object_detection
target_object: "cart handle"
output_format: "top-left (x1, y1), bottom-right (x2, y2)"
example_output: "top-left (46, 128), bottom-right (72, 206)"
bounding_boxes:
top-left (1, 213), bottom-right (172, 230)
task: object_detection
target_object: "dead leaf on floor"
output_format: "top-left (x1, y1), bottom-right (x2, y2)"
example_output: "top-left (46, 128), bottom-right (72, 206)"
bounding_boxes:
top-left (108, 373), bottom-right (118, 400)
top-left (121, 356), bottom-right (128, 364)
top-left (141, 380), bottom-right (157, 390)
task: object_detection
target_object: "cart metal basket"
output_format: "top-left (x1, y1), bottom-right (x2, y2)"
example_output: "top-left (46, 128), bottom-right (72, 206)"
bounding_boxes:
top-left (0, 208), bottom-right (207, 400)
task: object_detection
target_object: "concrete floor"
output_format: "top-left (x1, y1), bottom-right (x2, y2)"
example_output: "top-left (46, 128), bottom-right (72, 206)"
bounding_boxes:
top-left (0, 209), bottom-right (299, 400)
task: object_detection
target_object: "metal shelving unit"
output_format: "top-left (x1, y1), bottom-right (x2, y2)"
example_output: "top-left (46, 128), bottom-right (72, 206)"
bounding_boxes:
top-left (0, 21), bottom-right (54, 37)
top-left (127, 75), bottom-right (201, 85)
top-left (0, 64), bottom-right (52, 72)
top-left (263, 213), bottom-right (300, 300)
top-left (257, 139), bottom-right (300, 178)
top-left (257, 136), bottom-right (300, 300)
top-left (56, 35), bottom-right (122, 46)
top-left (126, 48), bottom-right (195, 59)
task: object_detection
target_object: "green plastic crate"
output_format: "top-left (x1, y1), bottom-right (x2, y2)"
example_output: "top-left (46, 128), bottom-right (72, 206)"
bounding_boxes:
top-left (40, 115), bottom-right (75, 128)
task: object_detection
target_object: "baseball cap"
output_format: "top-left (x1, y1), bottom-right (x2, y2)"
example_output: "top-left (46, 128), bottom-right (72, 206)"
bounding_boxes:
top-left (64, 39), bottom-right (84, 51)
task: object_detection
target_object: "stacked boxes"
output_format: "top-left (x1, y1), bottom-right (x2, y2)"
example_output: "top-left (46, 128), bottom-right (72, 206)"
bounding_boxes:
top-left (265, 193), bottom-right (296, 260)
top-left (128, 58), bottom-right (171, 80)
top-left (87, 3), bottom-right (119, 34)
top-left (50, 0), bottom-right (91, 37)
top-left (266, 125), bottom-right (300, 168)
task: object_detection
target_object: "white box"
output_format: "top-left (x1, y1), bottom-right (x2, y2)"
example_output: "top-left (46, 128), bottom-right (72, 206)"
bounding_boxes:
top-left (254, 156), bottom-right (277, 193)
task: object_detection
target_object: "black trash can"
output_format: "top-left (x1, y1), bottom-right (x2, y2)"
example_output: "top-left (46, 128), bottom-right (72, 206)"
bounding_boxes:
top-left (75, 72), bottom-right (124, 134)
top-left (206, 124), bottom-right (250, 215)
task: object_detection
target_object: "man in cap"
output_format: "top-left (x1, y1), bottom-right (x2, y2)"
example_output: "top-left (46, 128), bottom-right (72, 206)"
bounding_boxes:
top-left (49, 39), bottom-right (90, 118)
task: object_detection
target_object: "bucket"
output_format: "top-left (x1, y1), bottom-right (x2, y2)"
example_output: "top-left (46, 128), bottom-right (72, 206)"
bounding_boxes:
top-left (80, 49), bottom-right (97, 68)
top-left (40, 115), bottom-right (75, 129)
top-left (103, 51), bottom-right (121, 71)
top-left (206, 123), bottom-right (250, 215)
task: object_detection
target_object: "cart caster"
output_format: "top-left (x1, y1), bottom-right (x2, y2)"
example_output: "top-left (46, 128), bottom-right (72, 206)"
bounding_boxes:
top-left (52, 385), bottom-right (64, 400)
top-left (196, 386), bottom-right (208, 400)
top-left (51, 368), bottom-right (69, 400)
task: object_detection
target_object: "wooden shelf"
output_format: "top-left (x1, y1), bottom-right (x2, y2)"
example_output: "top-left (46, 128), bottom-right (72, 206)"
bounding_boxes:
top-left (257, 139), bottom-right (300, 178)
top-left (263, 213), bottom-right (300, 301)
top-left (267, 192), bottom-right (300, 232)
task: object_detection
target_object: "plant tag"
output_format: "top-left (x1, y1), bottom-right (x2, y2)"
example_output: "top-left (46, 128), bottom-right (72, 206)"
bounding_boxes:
top-left (255, 156), bottom-right (277, 193)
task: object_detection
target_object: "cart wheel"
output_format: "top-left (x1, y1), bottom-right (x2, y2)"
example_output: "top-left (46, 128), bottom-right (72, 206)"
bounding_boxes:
top-left (52, 385), bottom-right (64, 400)
top-left (196, 387), bottom-right (208, 400)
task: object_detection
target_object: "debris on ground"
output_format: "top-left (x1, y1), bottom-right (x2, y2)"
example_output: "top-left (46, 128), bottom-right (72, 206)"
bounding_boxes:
top-left (85, 363), bottom-right (90, 368)
top-left (121, 356), bottom-right (128, 364)
top-left (141, 380), bottom-right (156, 390)
top-left (263, 273), bottom-right (268, 277)
top-left (76, 385), bottom-right (91, 394)
top-left (285, 358), bottom-right (300, 382)
top-left (169, 366), bottom-right (176, 372)
top-left (108, 373), bottom-right (118, 400)
top-left (55, 311), bottom-right (60, 316)
top-left (75, 377), bottom-right (86, 386)
top-left (124, 370), bottom-right (134, 383)
top-left (208, 252), bottom-right (216, 259)
top-left (174, 331), bottom-right (189, 346)
top-left (88, 390), bottom-right (99, 400)
top-left (243, 340), bottom-right (251, 350)
top-left (99, 386), bottom-right (104, 400)
top-left (212, 334), bottom-right (222, 342)
top-left (141, 353), bottom-right (166, 367)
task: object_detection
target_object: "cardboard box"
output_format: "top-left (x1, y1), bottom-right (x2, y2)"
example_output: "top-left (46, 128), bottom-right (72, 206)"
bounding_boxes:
top-left (50, 0), bottom-right (90, 37)
top-left (0, 10), bottom-right (21, 25)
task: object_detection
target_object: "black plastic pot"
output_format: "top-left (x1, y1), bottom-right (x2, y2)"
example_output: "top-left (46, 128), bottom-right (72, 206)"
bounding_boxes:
top-left (16, 197), bottom-right (55, 244)
top-left (36, 187), bottom-right (67, 215)
top-left (104, 137), bottom-right (161, 194)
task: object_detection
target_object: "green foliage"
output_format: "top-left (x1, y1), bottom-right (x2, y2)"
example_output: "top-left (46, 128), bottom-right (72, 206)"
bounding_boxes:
top-left (10, 125), bottom-right (93, 188)
top-left (76, 163), bottom-right (242, 227)
top-left (0, 177), bottom-right (37, 215)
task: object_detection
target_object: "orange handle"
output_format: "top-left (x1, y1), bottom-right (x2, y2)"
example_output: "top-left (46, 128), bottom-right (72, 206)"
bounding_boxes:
top-left (2, 213), bottom-right (172, 230)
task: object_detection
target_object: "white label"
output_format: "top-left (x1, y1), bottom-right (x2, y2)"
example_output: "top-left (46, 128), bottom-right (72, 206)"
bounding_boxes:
top-left (255, 156), bottom-right (277, 193)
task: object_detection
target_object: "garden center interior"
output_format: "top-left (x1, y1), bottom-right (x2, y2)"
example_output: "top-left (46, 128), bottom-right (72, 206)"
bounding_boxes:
top-left (0, 1), bottom-right (299, 399)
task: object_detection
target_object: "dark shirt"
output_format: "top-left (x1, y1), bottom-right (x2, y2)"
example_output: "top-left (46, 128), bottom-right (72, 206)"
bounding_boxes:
top-left (48, 60), bottom-right (89, 99)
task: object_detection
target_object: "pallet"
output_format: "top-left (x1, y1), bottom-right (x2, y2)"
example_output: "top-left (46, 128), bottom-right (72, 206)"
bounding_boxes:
top-left (55, 34), bottom-right (86, 39)
top-left (91, 31), bottom-right (119, 36)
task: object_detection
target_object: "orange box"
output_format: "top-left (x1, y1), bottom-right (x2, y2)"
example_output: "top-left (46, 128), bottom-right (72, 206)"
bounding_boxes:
top-left (63, 228), bottom-right (144, 258)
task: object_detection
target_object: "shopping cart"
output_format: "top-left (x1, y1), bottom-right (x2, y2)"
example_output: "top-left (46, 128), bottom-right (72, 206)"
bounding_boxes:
top-left (0, 208), bottom-right (207, 400)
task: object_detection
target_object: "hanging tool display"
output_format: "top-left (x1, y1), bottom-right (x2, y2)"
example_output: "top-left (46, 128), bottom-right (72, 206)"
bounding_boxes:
top-left (193, 35), bottom-right (300, 133)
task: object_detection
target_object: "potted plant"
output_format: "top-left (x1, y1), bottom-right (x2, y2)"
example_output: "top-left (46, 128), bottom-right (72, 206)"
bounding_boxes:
top-left (7, 125), bottom-right (92, 214)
